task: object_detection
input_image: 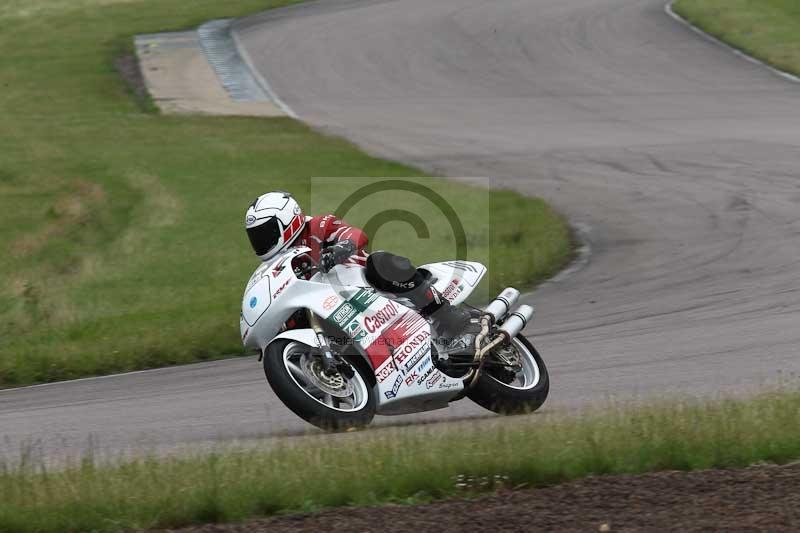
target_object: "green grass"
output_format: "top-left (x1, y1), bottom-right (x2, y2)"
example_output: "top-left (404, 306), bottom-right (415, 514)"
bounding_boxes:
top-left (673, 0), bottom-right (800, 76)
top-left (2, 390), bottom-right (800, 532)
top-left (0, 0), bottom-right (573, 387)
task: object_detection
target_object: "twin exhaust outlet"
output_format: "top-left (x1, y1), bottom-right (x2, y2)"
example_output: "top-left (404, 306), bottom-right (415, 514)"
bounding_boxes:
top-left (484, 287), bottom-right (534, 340)
top-left (463, 288), bottom-right (534, 388)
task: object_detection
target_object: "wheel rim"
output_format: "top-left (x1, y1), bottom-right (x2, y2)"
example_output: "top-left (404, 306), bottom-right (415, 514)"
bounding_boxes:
top-left (487, 338), bottom-right (541, 390)
top-left (282, 342), bottom-right (369, 412)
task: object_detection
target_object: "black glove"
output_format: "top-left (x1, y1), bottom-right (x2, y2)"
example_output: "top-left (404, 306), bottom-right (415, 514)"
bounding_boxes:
top-left (319, 240), bottom-right (356, 273)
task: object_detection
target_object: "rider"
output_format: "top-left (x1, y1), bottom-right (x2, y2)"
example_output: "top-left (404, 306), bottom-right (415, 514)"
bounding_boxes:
top-left (244, 191), bottom-right (471, 339)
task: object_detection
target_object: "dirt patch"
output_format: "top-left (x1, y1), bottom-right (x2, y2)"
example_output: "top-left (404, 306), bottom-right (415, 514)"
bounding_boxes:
top-left (10, 180), bottom-right (106, 258)
top-left (150, 463), bottom-right (800, 532)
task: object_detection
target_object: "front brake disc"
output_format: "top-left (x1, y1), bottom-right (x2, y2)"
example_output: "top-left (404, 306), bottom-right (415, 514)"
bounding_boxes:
top-left (300, 355), bottom-right (354, 398)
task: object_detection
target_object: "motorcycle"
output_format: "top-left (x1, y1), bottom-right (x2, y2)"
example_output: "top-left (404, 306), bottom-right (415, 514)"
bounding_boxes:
top-left (240, 246), bottom-right (549, 430)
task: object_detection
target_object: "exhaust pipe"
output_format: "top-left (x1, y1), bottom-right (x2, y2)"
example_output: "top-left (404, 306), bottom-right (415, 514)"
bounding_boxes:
top-left (466, 303), bottom-right (536, 388)
top-left (498, 304), bottom-right (535, 339)
top-left (484, 288), bottom-right (520, 322)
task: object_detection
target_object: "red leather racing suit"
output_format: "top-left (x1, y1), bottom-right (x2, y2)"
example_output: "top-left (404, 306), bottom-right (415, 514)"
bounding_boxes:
top-left (294, 214), bottom-right (369, 268)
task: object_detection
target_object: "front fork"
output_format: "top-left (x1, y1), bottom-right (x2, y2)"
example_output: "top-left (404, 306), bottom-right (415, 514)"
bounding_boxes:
top-left (307, 310), bottom-right (354, 378)
top-left (306, 310), bottom-right (337, 373)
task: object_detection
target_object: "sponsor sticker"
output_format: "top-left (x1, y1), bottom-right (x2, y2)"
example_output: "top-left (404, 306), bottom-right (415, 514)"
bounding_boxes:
top-left (415, 365), bottom-right (436, 385)
top-left (249, 297), bottom-right (258, 309)
top-left (393, 330), bottom-right (431, 367)
top-left (442, 278), bottom-right (464, 301)
top-left (414, 356), bottom-right (433, 375)
top-left (404, 371), bottom-right (418, 386)
top-left (375, 358), bottom-right (397, 383)
top-left (364, 301), bottom-right (400, 333)
top-left (330, 302), bottom-right (358, 327)
top-left (349, 289), bottom-right (380, 313)
top-left (346, 320), bottom-right (368, 343)
top-left (272, 279), bottom-right (290, 299)
top-left (402, 350), bottom-right (430, 374)
top-left (425, 372), bottom-right (444, 389)
top-left (323, 295), bottom-right (340, 311)
top-left (324, 289), bottom-right (382, 334)
top-left (363, 313), bottom-right (428, 373)
top-left (391, 279), bottom-right (416, 289)
top-left (384, 375), bottom-right (403, 399)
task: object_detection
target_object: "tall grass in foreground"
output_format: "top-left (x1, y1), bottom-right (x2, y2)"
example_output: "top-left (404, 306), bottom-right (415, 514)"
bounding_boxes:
top-left (2, 390), bottom-right (799, 532)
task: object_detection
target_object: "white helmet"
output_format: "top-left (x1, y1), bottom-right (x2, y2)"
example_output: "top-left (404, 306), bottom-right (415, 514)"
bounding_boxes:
top-left (245, 191), bottom-right (306, 261)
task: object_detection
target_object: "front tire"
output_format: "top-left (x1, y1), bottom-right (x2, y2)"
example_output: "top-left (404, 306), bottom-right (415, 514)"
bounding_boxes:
top-left (264, 340), bottom-right (376, 430)
top-left (467, 335), bottom-right (549, 414)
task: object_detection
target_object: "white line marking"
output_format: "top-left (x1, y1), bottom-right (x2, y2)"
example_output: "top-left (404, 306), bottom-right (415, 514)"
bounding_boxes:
top-left (230, 26), bottom-right (299, 118)
top-left (665, 1), bottom-right (800, 84)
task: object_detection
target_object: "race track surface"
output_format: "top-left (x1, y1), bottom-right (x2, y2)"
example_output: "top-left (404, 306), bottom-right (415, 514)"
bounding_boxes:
top-left (3, 0), bottom-right (800, 461)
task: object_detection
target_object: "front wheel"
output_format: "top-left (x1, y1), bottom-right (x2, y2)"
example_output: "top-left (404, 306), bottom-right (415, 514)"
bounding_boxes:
top-left (467, 335), bottom-right (549, 414)
top-left (264, 340), bottom-right (376, 430)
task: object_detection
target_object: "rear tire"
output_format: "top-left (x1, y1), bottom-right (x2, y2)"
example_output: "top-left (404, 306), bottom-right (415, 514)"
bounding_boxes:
top-left (264, 340), bottom-right (376, 431)
top-left (467, 335), bottom-right (549, 414)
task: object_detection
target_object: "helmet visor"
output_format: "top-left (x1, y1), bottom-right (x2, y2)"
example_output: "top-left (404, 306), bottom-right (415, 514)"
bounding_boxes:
top-left (246, 217), bottom-right (281, 257)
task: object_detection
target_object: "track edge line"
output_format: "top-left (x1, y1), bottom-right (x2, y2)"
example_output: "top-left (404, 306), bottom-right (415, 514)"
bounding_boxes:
top-left (664, 0), bottom-right (800, 84)
top-left (229, 24), bottom-right (299, 118)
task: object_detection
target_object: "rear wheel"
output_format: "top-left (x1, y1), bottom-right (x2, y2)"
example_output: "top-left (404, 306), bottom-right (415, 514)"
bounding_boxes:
top-left (467, 335), bottom-right (549, 414)
top-left (264, 340), bottom-right (376, 430)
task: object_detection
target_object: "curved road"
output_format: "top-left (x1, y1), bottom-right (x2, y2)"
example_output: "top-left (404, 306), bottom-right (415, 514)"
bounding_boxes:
top-left (3, 0), bottom-right (800, 461)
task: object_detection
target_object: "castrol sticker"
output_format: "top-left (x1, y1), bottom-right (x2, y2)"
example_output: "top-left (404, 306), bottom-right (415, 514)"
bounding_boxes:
top-left (364, 301), bottom-right (400, 333)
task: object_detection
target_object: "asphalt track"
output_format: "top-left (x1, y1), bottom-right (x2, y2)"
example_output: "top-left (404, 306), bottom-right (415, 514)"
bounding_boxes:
top-left (3, 0), bottom-right (800, 462)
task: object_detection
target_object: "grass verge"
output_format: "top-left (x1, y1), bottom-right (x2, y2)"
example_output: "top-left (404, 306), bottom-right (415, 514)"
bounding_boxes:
top-left (672, 0), bottom-right (800, 76)
top-left (2, 389), bottom-right (800, 532)
top-left (0, 0), bottom-right (573, 387)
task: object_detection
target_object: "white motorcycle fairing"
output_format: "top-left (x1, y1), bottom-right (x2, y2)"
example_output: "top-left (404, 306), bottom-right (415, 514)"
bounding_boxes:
top-left (240, 248), bottom-right (486, 415)
top-left (420, 260), bottom-right (487, 306)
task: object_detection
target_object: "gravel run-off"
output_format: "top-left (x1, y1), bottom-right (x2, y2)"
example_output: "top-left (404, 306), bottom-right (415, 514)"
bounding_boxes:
top-left (149, 463), bottom-right (800, 532)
